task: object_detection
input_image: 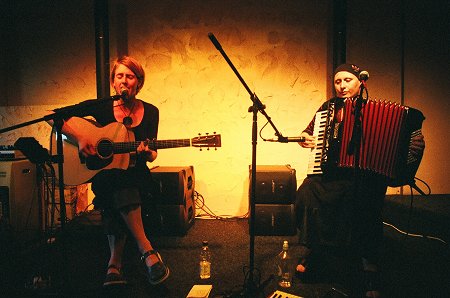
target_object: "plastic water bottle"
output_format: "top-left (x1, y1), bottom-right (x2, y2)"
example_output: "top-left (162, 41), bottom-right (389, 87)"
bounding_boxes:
top-left (199, 240), bottom-right (211, 279)
top-left (276, 240), bottom-right (293, 287)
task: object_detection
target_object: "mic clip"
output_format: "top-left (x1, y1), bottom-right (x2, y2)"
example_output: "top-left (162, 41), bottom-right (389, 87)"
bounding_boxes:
top-left (264, 136), bottom-right (306, 143)
top-left (278, 136), bottom-right (289, 143)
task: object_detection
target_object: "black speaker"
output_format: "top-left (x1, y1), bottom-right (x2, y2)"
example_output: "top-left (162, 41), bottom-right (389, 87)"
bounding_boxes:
top-left (254, 203), bottom-right (296, 236)
top-left (143, 202), bottom-right (195, 236)
top-left (249, 165), bottom-right (297, 204)
top-left (150, 166), bottom-right (195, 205)
top-left (143, 166), bottom-right (196, 235)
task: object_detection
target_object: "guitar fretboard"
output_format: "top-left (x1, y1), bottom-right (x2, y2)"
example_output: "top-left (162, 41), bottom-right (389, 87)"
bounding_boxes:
top-left (148, 139), bottom-right (191, 149)
top-left (100, 139), bottom-right (192, 154)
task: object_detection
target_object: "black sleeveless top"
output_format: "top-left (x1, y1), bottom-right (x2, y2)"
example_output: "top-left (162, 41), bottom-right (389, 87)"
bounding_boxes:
top-left (88, 100), bottom-right (159, 208)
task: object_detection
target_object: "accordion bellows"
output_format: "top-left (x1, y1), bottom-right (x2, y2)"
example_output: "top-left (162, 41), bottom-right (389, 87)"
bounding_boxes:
top-left (307, 98), bottom-right (425, 187)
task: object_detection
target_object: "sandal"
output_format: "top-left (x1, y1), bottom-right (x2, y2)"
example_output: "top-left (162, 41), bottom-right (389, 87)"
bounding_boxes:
top-left (363, 270), bottom-right (381, 298)
top-left (103, 264), bottom-right (127, 287)
top-left (141, 250), bottom-right (170, 285)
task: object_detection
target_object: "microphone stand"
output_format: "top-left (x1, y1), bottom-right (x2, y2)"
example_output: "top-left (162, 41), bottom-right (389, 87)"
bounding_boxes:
top-left (0, 94), bottom-right (122, 295)
top-left (347, 82), bottom-right (368, 244)
top-left (347, 81), bottom-right (367, 158)
top-left (208, 33), bottom-right (285, 297)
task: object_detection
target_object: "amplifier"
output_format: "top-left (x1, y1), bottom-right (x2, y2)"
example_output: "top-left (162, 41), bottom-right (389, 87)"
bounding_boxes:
top-left (0, 145), bottom-right (25, 160)
top-left (0, 159), bottom-right (42, 244)
top-left (249, 165), bottom-right (297, 204)
top-left (0, 145), bottom-right (15, 160)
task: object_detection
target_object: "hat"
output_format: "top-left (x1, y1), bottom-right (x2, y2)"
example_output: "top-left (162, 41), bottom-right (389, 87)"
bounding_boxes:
top-left (334, 63), bottom-right (361, 79)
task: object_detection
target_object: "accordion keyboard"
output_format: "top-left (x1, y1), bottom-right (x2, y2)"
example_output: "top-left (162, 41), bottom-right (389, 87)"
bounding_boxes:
top-left (306, 110), bottom-right (328, 175)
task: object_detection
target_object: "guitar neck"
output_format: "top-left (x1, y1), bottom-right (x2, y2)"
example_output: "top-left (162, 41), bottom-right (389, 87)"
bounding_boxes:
top-left (113, 139), bottom-right (191, 153)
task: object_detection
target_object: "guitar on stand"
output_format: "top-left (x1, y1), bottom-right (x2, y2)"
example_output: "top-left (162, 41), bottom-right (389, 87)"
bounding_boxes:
top-left (52, 117), bottom-right (221, 186)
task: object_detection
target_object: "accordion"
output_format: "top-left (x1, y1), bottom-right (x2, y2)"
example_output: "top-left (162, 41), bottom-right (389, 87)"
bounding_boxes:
top-left (307, 98), bottom-right (425, 186)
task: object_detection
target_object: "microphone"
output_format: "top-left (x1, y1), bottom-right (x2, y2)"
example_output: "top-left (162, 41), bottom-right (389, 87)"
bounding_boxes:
top-left (208, 32), bottom-right (223, 50)
top-left (120, 87), bottom-right (129, 100)
top-left (359, 70), bottom-right (369, 81)
top-left (265, 136), bottom-right (306, 143)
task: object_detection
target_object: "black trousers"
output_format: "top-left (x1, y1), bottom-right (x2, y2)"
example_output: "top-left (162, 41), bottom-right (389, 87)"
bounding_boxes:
top-left (295, 170), bottom-right (387, 263)
top-left (91, 167), bottom-right (155, 235)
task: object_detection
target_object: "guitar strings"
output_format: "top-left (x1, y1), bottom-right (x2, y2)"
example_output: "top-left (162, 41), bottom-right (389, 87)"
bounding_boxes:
top-left (95, 139), bottom-right (193, 152)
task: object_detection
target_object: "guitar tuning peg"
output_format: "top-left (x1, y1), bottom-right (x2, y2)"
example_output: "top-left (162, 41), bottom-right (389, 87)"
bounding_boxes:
top-left (206, 132), bottom-right (209, 135)
top-left (207, 147), bottom-right (210, 151)
top-left (198, 133), bottom-right (201, 136)
top-left (213, 131), bottom-right (216, 134)
top-left (215, 147), bottom-right (217, 151)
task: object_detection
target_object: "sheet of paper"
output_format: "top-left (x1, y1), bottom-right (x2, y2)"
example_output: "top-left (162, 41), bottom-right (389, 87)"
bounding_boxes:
top-left (186, 284), bottom-right (213, 298)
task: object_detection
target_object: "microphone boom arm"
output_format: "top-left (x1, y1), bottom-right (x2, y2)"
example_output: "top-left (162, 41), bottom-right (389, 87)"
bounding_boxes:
top-left (208, 33), bottom-right (285, 140)
top-left (0, 94), bottom-right (123, 135)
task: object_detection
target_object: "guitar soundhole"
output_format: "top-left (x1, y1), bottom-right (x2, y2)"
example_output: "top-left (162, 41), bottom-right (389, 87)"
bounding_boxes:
top-left (97, 139), bottom-right (113, 159)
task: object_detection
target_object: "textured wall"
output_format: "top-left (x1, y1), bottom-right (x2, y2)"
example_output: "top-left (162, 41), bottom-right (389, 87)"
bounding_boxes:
top-left (119, 0), bottom-right (329, 215)
top-left (1, 0), bottom-right (329, 215)
top-left (1, 1), bottom-right (449, 217)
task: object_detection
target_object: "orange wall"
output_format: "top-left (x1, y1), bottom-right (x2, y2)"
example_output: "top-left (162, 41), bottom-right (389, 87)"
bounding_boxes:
top-left (1, 1), bottom-right (448, 216)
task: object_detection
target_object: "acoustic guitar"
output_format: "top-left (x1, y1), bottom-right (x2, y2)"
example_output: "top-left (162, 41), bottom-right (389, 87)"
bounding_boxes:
top-left (53, 117), bottom-right (221, 185)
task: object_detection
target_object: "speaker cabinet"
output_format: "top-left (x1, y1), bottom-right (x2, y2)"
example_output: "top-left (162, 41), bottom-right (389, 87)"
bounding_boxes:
top-left (143, 166), bottom-right (195, 235)
top-left (249, 165), bottom-right (296, 204)
top-left (0, 160), bottom-right (42, 243)
top-left (254, 204), bottom-right (296, 236)
top-left (150, 166), bottom-right (195, 205)
top-left (143, 203), bottom-right (195, 236)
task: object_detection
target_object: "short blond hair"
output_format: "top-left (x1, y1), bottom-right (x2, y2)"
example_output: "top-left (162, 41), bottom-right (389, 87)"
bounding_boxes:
top-left (110, 56), bottom-right (145, 94)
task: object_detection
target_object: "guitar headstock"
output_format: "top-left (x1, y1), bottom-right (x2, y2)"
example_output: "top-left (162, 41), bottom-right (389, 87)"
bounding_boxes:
top-left (192, 133), bottom-right (221, 150)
